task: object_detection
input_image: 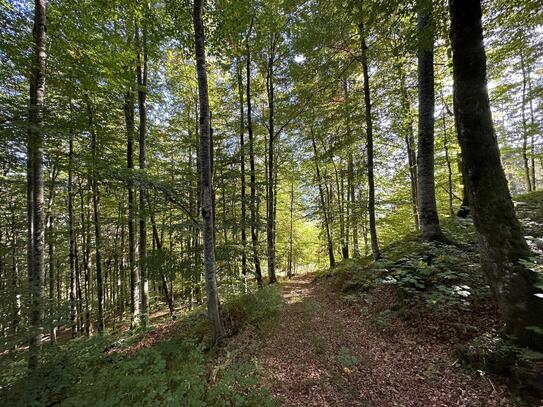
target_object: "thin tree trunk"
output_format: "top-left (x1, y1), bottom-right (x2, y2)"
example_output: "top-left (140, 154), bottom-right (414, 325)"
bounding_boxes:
top-left (520, 49), bottom-right (532, 192)
top-left (245, 27), bottom-right (263, 286)
top-left (287, 177), bottom-right (295, 278)
top-left (68, 129), bottom-right (77, 338)
top-left (527, 68), bottom-right (537, 190)
top-left (136, 22), bottom-right (149, 327)
top-left (398, 66), bottom-right (419, 230)
top-left (124, 69), bottom-right (140, 328)
top-left (86, 95), bottom-right (104, 335)
top-left (416, 0), bottom-right (444, 241)
top-left (148, 199), bottom-right (175, 319)
top-left (46, 167), bottom-right (58, 344)
top-left (193, 0), bottom-right (225, 344)
top-left (266, 33), bottom-right (277, 284)
top-left (348, 154), bottom-right (360, 257)
top-left (311, 130), bottom-right (335, 268)
top-left (237, 59), bottom-right (248, 287)
top-left (80, 185), bottom-right (91, 336)
top-left (27, 0), bottom-right (46, 370)
top-left (332, 157), bottom-right (348, 260)
top-left (358, 21), bottom-right (380, 260)
top-left (10, 206), bottom-right (21, 339)
top-left (441, 92), bottom-right (454, 216)
top-left (449, 0), bottom-right (543, 350)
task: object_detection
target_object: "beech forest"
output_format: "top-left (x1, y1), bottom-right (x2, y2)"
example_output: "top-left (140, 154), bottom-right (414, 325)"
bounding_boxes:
top-left (1, 0), bottom-right (543, 405)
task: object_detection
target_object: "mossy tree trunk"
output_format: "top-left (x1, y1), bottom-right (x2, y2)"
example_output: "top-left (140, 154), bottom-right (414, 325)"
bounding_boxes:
top-left (449, 0), bottom-right (543, 350)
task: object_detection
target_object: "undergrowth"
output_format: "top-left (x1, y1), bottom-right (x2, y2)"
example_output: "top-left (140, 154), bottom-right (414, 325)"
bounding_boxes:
top-left (0, 286), bottom-right (282, 406)
top-left (325, 190), bottom-right (543, 404)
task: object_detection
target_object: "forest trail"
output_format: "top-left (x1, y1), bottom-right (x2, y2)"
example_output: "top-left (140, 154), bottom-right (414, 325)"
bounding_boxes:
top-left (245, 274), bottom-right (515, 407)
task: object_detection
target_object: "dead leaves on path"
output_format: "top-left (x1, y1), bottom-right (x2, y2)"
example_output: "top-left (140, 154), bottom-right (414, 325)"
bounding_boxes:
top-left (232, 275), bottom-right (515, 407)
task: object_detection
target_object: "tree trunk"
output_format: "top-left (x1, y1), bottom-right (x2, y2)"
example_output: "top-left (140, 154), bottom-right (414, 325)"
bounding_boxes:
top-left (245, 29), bottom-right (263, 286)
top-left (287, 177), bottom-right (294, 278)
top-left (237, 60), bottom-right (248, 283)
top-left (311, 131), bottom-right (336, 268)
top-left (46, 167), bottom-right (57, 344)
top-left (124, 69), bottom-right (140, 328)
top-left (148, 200), bottom-right (175, 319)
top-left (27, 0), bottom-right (47, 370)
top-left (80, 186), bottom-right (92, 336)
top-left (520, 49), bottom-right (532, 192)
top-left (358, 21), bottom-right (380, 260)
top-left (86, 95), bottom-right (104, 335)
top-left (416, 0), bottom-right (444, 242)
top-left (266, 33), bottom-right (277, 284)
top-left (527, 67), bottom-right (537, 190)
top-left (10, 207), bottom-right (21, 339)
top-left (136, 23), bottom-right (149, 327)
top-left (348, 154), bottom-right (360, 257)
top-left (68, 129), bottom-right (77, 338)
top-left (449, 0), bottom-right (543, 350)
top-left (398, 66), bottom-right (419, 230)
top-left (193, 0), bottom-right (225, 345)
top-left (441, 92), bottom-right (454, 216)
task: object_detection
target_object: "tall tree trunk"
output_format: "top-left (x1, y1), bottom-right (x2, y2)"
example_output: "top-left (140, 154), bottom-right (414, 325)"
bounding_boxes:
top-left (46, 167), bottom-right (57, 344)
top-left (332, 158), bottom-right (348, 260)
top-left (237, 60), bottom-right (248, 285)
top-left (266, 34), bottom-right (277, 284)
top-left (527, 67), bottom-right (537, 190)
top-left (86, 95), bottom-right (104, 335)
top-left (148, 199), bottom-right (175, 319)
top-left (348, 154), bottom-right (360, 257)
top-left (80, 186), bottom-right (92, 336)
top-left (287, 177), bottom-right (295, 278)
top-left (27, 0), bottom-right (47, 370)
top-left (441, 92), bottom-right (454, 216)
top-left (311, 131), bottom-right (336, 268)
top-left (245, 29), bottom-right (263, 286)
top-left (398, 66), bottom-right (419, 230)
top-left (520, 49), bottom-right (532, 192)
top-left (358, 21), bottom-right (380, 260)
top-left (124, 77), bottom-right (140, 328)
top-left (449, 0), bottom-right (543, 350)
top-left (193, 0), bottom-right (225, 344)
top-left (456, 152), bottom-right (470, 218)
top-left (416, 0), bottom-right (444, 241)
top-left (68, 129), bottom-right (77, 338)
top-left (10, 207), bottom-right (21, 339)
top-left (136, 22), bottom-right (149, 327)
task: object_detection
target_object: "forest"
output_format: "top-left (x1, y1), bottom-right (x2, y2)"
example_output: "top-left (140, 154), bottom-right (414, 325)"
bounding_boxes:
top-left (1, 0), bottom-right (543, 405)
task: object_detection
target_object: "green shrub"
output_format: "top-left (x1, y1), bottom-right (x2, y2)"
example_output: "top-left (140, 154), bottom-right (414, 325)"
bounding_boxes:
top-left (224, 286), bottom-right (284, 333)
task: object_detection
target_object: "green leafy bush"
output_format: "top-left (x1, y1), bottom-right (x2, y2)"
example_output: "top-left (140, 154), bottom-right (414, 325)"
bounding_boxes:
top-left (223, 286), bottom-right (284, 334)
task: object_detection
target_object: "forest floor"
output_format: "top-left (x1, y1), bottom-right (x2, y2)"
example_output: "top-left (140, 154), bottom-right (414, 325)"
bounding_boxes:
top-left (230, 273), bottom-right (514, 407)
top-left (226, 191), bottom-right (543, 407)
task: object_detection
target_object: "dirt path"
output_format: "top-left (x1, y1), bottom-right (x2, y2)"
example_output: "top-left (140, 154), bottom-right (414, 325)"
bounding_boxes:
top-left (248, 274), bottom-right (514, 407)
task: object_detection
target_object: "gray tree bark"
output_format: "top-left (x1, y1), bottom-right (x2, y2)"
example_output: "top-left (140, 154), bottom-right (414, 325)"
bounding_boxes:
top-left (27, 0), bottom-right (47, 370)
top-left (358, 21), bottom-right (380, 260)
top-left (86, 95), bottom-right (104, 335)
top-left (237, 60), bottom-right (248, 282)
top-left (136, 22), bottom-right (149, 327)
top-left (311, 130), bottom-right (336, 268)
top-left (416, 0), bottom-right (445, 242)
top-left (245, 28), bottom-right (263, 286)
top-left (124, 73), bottom-right (140, 328)
top-left (266, 33), bottom-right (277, 284)
top-left (193, 0), bottom-right (225, 345)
